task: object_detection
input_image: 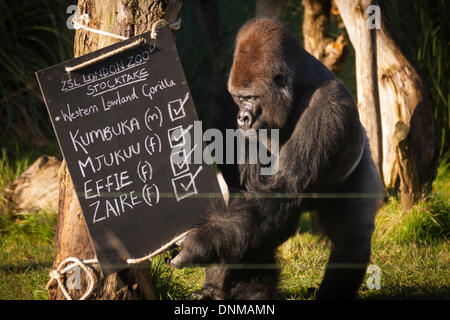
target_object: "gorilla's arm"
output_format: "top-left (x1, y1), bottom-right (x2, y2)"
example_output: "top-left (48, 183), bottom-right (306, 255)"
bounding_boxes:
top-left (269, 80), bottom-right (365, 194)
top-left (170, 80), bottom-right (365, 268)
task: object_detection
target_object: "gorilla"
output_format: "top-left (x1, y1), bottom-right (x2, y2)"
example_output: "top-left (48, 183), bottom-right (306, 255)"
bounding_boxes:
top-left (169, 17), bottom-right (383, 300)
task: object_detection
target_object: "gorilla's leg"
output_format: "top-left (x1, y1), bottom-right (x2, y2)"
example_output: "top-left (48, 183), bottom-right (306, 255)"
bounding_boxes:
top-left (190, 266), bottom-right (228, 300)
top-left (170, 195), bottom-right (298, 300)
top-left (191, 263), bottom-right (280, 300)
top-left (226, 268), bottom-right (280, 299)
top-left (316, 209), bottom-right (373, 299)
top-left (316, 150), bottom-right (382, 299)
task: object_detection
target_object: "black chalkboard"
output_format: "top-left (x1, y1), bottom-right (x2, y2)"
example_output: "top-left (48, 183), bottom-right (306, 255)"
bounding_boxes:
top-left (36, 26), bottom-right (223, 275)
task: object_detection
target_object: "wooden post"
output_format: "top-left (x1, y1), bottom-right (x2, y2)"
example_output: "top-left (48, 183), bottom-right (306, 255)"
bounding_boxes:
top-left (375, 1), bottom-right (436, 198)
top-left (335, 0), bottom-right (436, 207)
top-left (335, 0), bottom-right (383, 181)
top-left (48, 0), bottom-right (183, 300)
top-left (393, 121), bottom-right (420, 211)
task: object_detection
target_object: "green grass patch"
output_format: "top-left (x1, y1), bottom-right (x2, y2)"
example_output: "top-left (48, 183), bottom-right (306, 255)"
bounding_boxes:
top-left (375, 160), bottom-right (449, 244)
top-left (0, 146), bottom-right (59, 299)
top-left (0, 211), bottom-right (56, 299)
top-left (149, 254), bottom-right (204, 300)
top-left (277, 230), bottom-right (449, 300)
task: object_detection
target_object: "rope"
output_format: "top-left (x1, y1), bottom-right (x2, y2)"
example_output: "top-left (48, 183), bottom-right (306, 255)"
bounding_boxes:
top-left (217, 171), bottom-right (230, 206)
top-left (150, 19), bottom-right (168, 39)
top-left (46, 257), bottom-right (97, 300)
top-left (73, 14), bottom-right (128, 40)
top-left (127, 229), bottom-right (194, 264)
top-left (65, 38), bottom-right (145, 73)
top-left (65, 14), bottom-right (181, 73)
top-left (73, 13), bottom-right (181, 40)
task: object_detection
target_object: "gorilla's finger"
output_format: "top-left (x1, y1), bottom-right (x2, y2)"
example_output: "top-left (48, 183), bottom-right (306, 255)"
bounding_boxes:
top-left (175, 236), bottom-right (186, 247)
top-left (168, 250), bottom-right (187, 268)
top-left (165, 248), bottom-right (180, 266)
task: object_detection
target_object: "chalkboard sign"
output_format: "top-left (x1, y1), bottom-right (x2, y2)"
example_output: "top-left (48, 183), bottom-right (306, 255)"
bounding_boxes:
top-left (36, 26), bottom-right (223, 275)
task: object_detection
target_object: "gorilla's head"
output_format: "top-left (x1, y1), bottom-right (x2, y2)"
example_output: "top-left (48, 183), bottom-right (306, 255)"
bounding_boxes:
top-left (227, 18), bottom-right (300, 132)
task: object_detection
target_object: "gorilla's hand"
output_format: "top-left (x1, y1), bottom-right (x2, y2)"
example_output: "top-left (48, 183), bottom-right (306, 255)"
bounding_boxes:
top-left (167, 206), bottom-right (253, 268)
top-left (167, 229), bottom-right (212, 268)
top-left (166, 245), bottom-right (190, 269)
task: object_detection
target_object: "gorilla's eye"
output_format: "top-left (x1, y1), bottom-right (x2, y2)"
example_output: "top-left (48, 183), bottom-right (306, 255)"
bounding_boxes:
top-left (273, 74), bottom-right (286, 87)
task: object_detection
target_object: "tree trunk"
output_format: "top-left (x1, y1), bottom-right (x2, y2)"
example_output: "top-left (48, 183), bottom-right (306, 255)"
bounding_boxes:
top-left (48, 0), bottom-right (183, 300)
top-left (375, 2), bottom-right (436, 208)
top-left (334, 0), bottom-right (383, 178)
top-left (302, 0), bottom-right (347, 74)
top-left (335, 0), bottom-right (436, 210)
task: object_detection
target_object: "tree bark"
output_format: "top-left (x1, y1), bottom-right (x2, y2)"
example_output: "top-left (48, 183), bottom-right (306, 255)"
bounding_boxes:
top-left (48, 0), bottom-right (183, 300)
top-left (375, 2), bottom-right (436, 207)
top-left (334, 0), bottom-right (383, 178)
top-left (393, 121), bottom-right (420, 210)
top-left (302, 0), bottom-right (347, 74)
top-left (335, 0), bottom-right (436, 210)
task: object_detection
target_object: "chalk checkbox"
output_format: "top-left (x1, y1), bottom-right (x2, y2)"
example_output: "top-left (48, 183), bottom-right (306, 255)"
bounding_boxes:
top-left (170, 149), bottom-right (189, 176)
top-left (168, 92), bottom-right (189, 122)
top-left (167, 125), bottom-right (185, 148)
top-left (171, 173), bottom-right (198, 201)
top-left (168, 99), bottom-right (186, 122)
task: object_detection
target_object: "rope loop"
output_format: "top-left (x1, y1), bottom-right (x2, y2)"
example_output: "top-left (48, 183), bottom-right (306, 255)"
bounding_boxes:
top-left (150, 18), bottom-right (182, 39)
top-left (46, 257), bottom-right (98, 300)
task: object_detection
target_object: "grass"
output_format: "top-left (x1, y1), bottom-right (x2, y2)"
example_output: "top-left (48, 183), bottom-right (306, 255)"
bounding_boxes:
top-left (0, 152), bottom-right (448, 300)
top-left (0, 142), bottom-right (60, 299)
top-left (0, 211), bottom-right (56, 299)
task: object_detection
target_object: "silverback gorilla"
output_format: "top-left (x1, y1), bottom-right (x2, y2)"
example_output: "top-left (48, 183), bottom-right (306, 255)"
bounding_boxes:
top-left (169, 17), bottom-right (383, 299)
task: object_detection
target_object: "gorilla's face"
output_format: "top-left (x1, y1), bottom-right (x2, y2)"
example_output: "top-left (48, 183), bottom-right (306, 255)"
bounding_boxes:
top-left (230, 92), bottom-right (261, 131)
top-left (227, 22), bottom-right (294, 132)
top-left (228, 74), bottom-right (293, 132)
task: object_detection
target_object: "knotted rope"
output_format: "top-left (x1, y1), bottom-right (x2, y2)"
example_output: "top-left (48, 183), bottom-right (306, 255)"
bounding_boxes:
top-left (46, 257), bottom-right (97, 300)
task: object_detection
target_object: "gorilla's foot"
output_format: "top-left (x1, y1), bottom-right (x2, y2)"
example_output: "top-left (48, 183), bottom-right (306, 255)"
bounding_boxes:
top-left (188, 285), bottom-right (226, 300)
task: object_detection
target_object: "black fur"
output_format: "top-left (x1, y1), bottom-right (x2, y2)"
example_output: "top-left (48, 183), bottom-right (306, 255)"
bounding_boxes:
top-left (170, 18), bottom-right (383, 300)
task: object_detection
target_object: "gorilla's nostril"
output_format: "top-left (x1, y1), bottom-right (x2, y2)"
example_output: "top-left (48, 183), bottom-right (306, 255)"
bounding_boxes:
top-left (237, 110), bottom-right (254, 128)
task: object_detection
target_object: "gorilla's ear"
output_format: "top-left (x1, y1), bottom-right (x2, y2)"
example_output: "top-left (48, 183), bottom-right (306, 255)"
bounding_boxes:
top-left (273, 74), bottom-right (286, 87)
